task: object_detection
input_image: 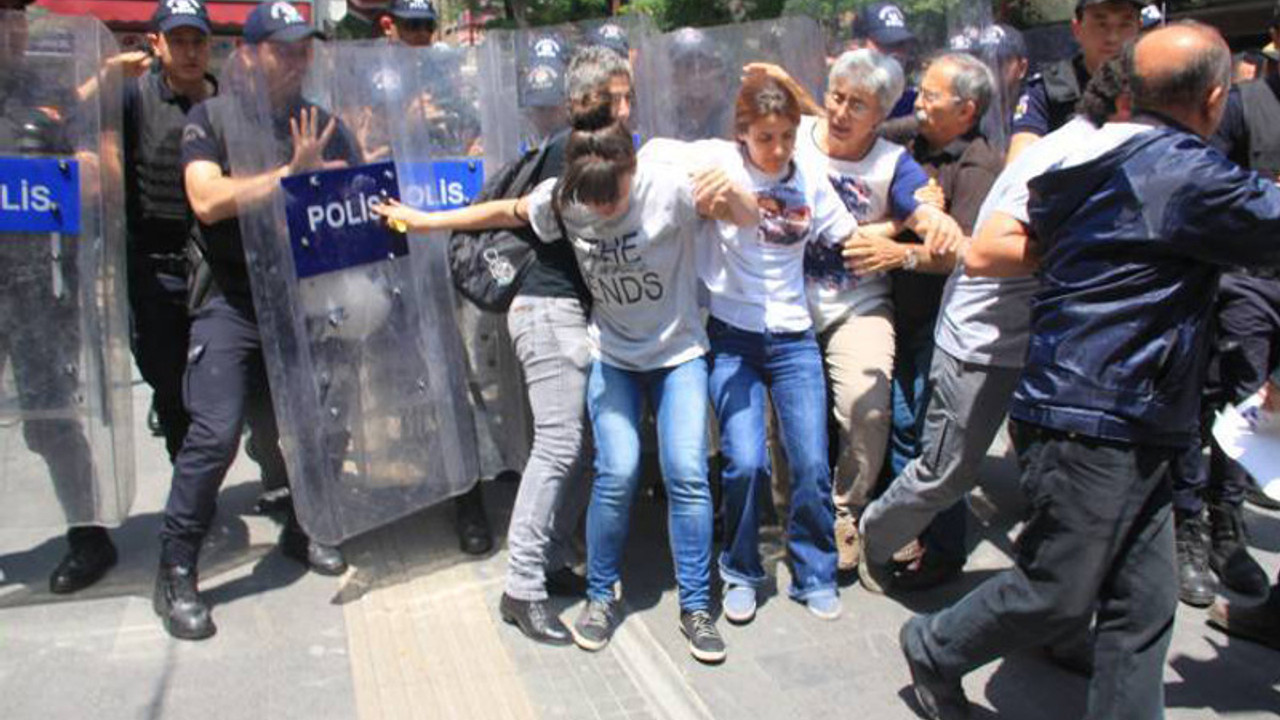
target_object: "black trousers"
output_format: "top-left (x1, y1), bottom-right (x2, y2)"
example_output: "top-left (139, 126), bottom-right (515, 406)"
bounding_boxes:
top-left (1172, 273), bottom-right (1280, 515)
top-left (159, 295), bottom-right (288, 567)
top-left (129, 255), bottom-right (192, 461)
top-left (917, 421), bottom-right (1177, 720)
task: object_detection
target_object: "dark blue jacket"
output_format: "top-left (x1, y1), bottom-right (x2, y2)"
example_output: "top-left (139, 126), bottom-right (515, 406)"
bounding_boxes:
top-left (1011, 122), bottom-right (1280, 447)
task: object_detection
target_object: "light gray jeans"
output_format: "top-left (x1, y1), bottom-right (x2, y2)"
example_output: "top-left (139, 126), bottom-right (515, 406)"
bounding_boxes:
top-left (860, 347), bottom-right (1021, 564)
top-left (503, 294), bottom-right (593, 601)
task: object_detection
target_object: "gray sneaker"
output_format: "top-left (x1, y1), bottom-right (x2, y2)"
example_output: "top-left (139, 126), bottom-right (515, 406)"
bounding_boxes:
top-left (572, 599), bottom-right (618, 651)
top-left (680, 610), bottom-right (727, 663)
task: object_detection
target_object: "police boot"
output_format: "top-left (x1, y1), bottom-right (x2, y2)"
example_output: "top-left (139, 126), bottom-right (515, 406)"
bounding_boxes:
top-left (50, 526), bottom-right (117, 595)
top-left (1208, 502), bottom-right (1270, 598)
top-left (153, 563), bottom-right (215, 640)
top-left (454, 483), bottom-right (493, 556)
top-left (1175, 512), bottom-right (1216, 607)
top-left (280, 516), bottom-right (348, 576)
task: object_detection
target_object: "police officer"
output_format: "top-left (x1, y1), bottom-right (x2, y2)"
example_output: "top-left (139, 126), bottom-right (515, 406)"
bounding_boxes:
top-left (372, 0), bottom-right (494, 556)
top-left (1007, 0), bottom-right (1145, 163)
top-left (1171, 2), bottom-right (1280, 608)
top-left (1, 0), bottom-right (117, 595)
top-left (851, 2), bottom-right (918, 121)
top-left (125, 1), bottom-right (215, 464)
top-left (158, 1), bottom-right (355, 640)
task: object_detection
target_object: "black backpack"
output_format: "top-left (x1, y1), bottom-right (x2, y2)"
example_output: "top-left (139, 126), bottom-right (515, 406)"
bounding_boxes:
top-left (447, 142), bottom-right (562, 312)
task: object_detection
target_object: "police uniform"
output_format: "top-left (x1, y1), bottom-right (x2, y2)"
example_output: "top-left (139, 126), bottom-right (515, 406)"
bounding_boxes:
top-left (123, 68), bottom-right (217, 461)
top-left (1010, 55), bottom-right (1090, 138)
top-left (162, 92), bottom-right (360, 572)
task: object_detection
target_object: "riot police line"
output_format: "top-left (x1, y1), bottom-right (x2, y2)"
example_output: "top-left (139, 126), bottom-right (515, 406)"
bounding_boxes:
top-left (5, 0), bottom-right (1280, 716)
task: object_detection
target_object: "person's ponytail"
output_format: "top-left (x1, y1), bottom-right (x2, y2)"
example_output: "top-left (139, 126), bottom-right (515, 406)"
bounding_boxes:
top-left (552, 99), bottom-right (637, 218)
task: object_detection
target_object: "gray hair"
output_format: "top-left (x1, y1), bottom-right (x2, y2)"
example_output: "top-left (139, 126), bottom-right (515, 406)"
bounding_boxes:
top-left (566, 45), bottom-right (631, 108)
top-left (828, 49), bottom-right (904, 120)
top-left (932, 51), bottom-right (996, 121)
top-left (1130, 21), bottom-right (1231, 116)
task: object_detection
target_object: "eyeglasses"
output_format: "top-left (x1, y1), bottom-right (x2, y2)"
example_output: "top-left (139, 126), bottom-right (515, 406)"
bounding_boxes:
top-left (920, 89), bottom-right (961, 105)
top-left (826, 91), bottom-right (875, 116)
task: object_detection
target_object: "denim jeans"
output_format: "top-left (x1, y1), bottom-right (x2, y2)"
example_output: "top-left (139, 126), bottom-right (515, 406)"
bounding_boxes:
top-left (708, 317), bottom-right (837, 600)
top-left (585, 356), bottom-right (713, 612)
top-left (919, 421), bottom-right (1177, 720)
top-left (503, 295), bottom-right (593, 602)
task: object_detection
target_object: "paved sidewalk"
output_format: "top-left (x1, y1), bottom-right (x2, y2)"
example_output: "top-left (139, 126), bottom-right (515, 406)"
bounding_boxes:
top-left (2, 380), bottom-right (1278, 719)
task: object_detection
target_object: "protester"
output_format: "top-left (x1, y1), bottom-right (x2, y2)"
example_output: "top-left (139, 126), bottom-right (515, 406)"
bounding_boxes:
top-left (899, 23), bottom-right (1280, 720)
top-left (861, 55), bottom-right (1133, 595)
top-left (373, 99), bottom-right (762, 663)
top-left (1008, 0), bottom-right (1145, 163)
top-left (161, 1), bottom-right (353, 640)
top-left (868, 51), bottom-right (1000, 591)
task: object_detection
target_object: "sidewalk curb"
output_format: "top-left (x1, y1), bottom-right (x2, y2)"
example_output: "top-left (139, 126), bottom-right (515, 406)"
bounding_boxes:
top-left (612, 605), bottom-right (714, 720)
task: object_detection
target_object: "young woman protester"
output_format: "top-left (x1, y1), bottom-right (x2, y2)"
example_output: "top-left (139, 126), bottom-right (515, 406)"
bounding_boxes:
top-left (373, 103), bottom-right (758, 664)
top-left (668, 72), bottom-right (865, 623)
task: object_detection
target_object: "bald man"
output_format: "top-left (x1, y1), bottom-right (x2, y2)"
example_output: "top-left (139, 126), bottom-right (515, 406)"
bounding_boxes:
top-left (899, 23), bottom-right (1280, 720)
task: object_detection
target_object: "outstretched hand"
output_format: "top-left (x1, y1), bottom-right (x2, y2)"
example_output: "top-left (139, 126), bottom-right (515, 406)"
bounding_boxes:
top-left (288, 107), bottom-right (346, 174)
top-left (369, 198), bottom-right (421, 234)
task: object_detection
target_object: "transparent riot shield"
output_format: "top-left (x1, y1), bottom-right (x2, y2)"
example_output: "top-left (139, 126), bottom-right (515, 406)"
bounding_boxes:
top-left (218, 40), bottom-right (480, 545)
top-left (0, 12), bottom-right (134, 530)
top-left (646, 16), bottom-right (827, 142)
top-left (944, 3), bottom-right (1011, 152)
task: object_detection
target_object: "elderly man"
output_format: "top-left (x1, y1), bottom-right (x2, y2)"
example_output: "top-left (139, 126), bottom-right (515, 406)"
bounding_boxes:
top-left (853, 51), bottom-right (1000, 590)
top-left (160, 2), bottom-right (357, 640)
top-left (1008, 0), bottom-right (1145, 163)
top-left (900, 23), bottom-right (1280, 720)
top-left (859, 56), bottom-right (1132, 596)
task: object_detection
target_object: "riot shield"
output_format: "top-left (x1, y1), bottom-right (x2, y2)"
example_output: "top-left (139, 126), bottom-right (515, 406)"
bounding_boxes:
top-left (0, 12), bottom-right (134, 530)
top-left (646, 17), bottom-right (827, 142)
top-left (219, 39), bottom-right (480, 545)
top-left (944, 4), bottom-right (1011, 152)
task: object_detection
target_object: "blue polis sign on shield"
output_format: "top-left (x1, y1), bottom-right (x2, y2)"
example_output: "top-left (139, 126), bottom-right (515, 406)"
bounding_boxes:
top-left (397, 158), bottom-right (484, 212)
top-left (0, 156), bottom-right (81, 234)
top-left (282, 162), bottom-right (406, 279)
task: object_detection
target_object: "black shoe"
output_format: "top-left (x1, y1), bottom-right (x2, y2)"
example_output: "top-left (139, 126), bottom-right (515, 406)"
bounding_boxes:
top-left (680, 610), bottom-right (726, 664)
top-left (49, 530), bottom-right (117, 595)
top-left (280, 523), bottom-right (348, 576)
top-left (253, 486), bottom-right (294, 517)
top-left (455, 485), bottom-right (493, 556)
top-left (1208, 502), bottom-right (1270, 598)
top-left (153, 563), bottom-right (215, 640)
top-left (1175, 513), bottom-right (1216, 607)
top-left (900, 616), bottom-right (970, 720)
top-left (545, 567), bottom-right (588, 598)
top-left (499, 593), bottom-right (572, 645)
top-left (571, 599), bottom-right (618, 652)
top-left (894, 550), bottom-right (964, 593)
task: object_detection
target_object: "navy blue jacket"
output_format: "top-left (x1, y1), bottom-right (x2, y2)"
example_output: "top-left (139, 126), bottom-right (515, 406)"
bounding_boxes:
top-left (1012, 122), bottom-right (1280, 447)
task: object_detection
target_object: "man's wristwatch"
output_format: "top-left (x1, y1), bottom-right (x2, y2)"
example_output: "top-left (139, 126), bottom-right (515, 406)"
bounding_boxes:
top-left (902, 247), bottom-right (919, 271)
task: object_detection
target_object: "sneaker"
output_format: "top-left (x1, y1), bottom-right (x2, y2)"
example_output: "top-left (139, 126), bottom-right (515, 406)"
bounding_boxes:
top-left (723, 584), bottom-right (757, 624)
top-left (571, 599), bottom-right (618, 651)
top-left (804, 590), bottom-right (842, 620)
top-left (679, 610), bottom-right (726, 663)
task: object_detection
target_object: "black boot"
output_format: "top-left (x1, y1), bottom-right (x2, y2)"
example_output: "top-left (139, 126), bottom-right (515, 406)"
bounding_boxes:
top-left (1175, 512), bottom-right (1216, 607)
top-left (1208, 502), bottom-right (1270, 598)
top-left (50, 526), bottom-right (117, 595)
top-left (455, 484), bottom-right (493, 556)
top-left (153, 563), bottom-right (216, 640)
top-left (280, 518), bottom-right (348, 576)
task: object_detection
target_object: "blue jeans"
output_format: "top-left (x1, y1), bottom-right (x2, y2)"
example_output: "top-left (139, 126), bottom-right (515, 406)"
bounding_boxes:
top-left (708, 317), bottom-right (837, 599)
top-left (585, 356), bottom-right (713, 612)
